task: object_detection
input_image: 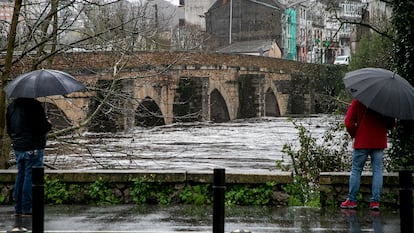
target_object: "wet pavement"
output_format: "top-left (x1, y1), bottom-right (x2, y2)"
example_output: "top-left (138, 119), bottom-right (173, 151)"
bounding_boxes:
top-left (0, 204), bottom-right (401, 233)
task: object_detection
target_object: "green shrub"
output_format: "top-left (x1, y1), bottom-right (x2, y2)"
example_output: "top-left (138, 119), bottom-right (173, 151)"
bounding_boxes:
top-left (281, 118), bottom-right (352, 207)
top-left (44, 176), bottom-right (80, 204)
top-left (130, 176), bottom-right (174, 205)
top-left (284, 176), bottom-right (319, 207)
top-left (130, 178), bottom-right (151, 204)
top-left (45, 177), bottom-right (69, 204)
top-left (226, 182), bottom-right (275, 206)
top-left (282, 119), bottom-right (351, 187)
top-left (155, 186), bottom-right (174, 205)
top-left (180, 184), bottom-right (211, 205)
top-left (88, 177), bottom-right (120, 205)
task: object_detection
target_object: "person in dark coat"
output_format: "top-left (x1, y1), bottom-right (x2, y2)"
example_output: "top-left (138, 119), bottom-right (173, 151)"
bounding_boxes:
top-left (340, 99), bottom-right (395, 211)
top-left (6, 98), bottom-right (52, 216)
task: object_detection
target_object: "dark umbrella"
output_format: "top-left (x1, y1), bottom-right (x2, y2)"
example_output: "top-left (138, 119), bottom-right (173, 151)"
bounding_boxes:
top-left (4, 69), bottom-right (85, 98)
top-left (343, 67), bottom-right (414, 120)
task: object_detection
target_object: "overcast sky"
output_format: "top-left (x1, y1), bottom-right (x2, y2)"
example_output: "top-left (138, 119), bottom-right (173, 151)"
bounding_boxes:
top-left (129, 0), bottom-right (179, 5)
top-left (166, 0), bottom-right (179, 5)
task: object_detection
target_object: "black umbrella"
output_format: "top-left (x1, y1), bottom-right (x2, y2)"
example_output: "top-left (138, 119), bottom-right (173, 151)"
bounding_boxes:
top-left (343, 67), bottom-right (414, 120)
top-left (4, 69), bottom-right (85, 98)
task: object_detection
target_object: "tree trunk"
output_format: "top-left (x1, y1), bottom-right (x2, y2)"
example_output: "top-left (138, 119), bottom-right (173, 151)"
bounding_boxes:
top-left (0, 0), bottom-right (22, 169)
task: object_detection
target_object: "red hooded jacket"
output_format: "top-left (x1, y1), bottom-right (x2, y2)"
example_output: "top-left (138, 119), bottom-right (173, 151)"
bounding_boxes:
top-left (345, 99), bottom-right (395, 149)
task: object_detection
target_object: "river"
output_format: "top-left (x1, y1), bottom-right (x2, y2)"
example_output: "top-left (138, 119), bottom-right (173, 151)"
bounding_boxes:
top-left (45, 115), bottom-right (348, 172)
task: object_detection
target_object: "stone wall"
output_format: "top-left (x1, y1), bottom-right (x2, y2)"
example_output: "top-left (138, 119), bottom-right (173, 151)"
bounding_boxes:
top-left (0, 170), bottom-right (293, 205)
top-left (320, 172), bottom-right (405, 208)
top-left (0, 170), bottom-right (410, 208)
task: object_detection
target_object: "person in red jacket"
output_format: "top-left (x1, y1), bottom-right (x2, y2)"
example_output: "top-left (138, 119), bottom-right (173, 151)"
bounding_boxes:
top-left (340, 99), bottom-right (395, 210)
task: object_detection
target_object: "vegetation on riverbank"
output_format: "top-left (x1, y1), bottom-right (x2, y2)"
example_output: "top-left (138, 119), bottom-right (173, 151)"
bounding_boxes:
top-left (279, 117), bottom-right (352, 207)
top-left (38, 175), bottom-right (289, 206)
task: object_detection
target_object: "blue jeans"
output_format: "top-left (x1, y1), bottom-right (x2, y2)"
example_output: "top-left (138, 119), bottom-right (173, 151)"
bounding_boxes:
top-left (348, 149), bottom-right (383, 203)
top-left (14, 150), bottom-right (44, 214)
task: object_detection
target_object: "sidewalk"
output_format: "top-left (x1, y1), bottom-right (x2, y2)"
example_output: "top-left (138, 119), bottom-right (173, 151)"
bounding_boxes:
top-left (0, 205), bottom-right (401, 233)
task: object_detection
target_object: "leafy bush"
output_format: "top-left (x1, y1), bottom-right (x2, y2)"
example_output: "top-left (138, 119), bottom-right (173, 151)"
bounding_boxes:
top-left (180, 184), bottom-right (211, 205)
top-left (130, 177), bottom-right (151, 204)
top-left (281, 118), bottom-right (352, 207)
top-left (88, 177), bottom-right (120, 205)
top-left (130, 176), bottom-right (174, 205)
top-left (282, 118), bottom-right (352, 186)
top-left (226, 182), bottom-right (275, 206)
top-left (44, 176), bottom-right (80, 204)
top-left (284, 176), bottom-right (319, 207)
top-left (388, 122), bottom-right (414, 170)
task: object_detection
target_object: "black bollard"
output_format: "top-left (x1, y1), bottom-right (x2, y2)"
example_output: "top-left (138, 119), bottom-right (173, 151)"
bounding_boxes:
top-left (32, 166), bottom-right (44, 233)
top-left (399, 169), bottom-right (413, 233)
top-left (213, 168), bottom-right (225, 233)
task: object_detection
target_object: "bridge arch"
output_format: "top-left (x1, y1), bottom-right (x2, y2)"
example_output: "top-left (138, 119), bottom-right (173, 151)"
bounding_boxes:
top-left (43, 102), bottom-right (71, 130)
top-left (210, 89), bottom-right (230, 122)
top-left (135, 96), bottom-right (165, 127)
top-left (264, 88), bottom-right (281, 117)
top-left (39, 96), bottom-right (88, 129)
top-left (263, 76), bottom-right (283, 116)
top-left (132, 79), bottom-right (172, 126)
top-left (208, 76), bottom-right (237, 121)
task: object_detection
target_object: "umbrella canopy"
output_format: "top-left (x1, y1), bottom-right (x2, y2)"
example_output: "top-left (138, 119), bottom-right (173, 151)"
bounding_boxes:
top-left (4, 69), bottom-right (85, 98)
top-left (343, 67), bottom-right (414, 120)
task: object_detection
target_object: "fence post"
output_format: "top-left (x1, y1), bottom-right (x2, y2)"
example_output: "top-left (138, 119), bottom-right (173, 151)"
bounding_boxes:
top-left (213, 168), bottom-right (225, 233)
top-left (399, 169), bottom-right (413, 233)
top-left (32, 166), bottom-right (44, 233)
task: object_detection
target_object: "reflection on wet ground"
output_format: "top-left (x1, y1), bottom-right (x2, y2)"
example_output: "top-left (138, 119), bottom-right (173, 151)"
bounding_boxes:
top-left (0, 205), bottom-right (400, 233)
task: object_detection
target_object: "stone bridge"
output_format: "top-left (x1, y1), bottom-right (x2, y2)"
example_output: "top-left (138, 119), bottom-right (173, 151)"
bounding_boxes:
top-left (7, 51), bottom-right (341, 132)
